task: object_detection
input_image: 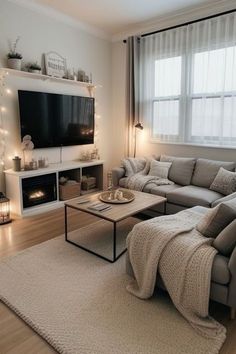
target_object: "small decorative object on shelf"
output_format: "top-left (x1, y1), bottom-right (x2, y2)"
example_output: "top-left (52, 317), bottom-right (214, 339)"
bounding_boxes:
top-left (44, 51), bottom-right (67, 78)
top-left (27, 62), bottom-right (41, 74)
top-left (12, 156), bottom-right (21, 171)
top-left (38, 157), bottom-right (49, 168)
top-left (80, 151), bottom-right (92, 161)
top-left (78, 69), bottom-right (85, 82)
top-left (0, 192), bottom-right (11, 224)
top-left (7, 36), bottom-right (22, 70)
top-left (81, 176), bottom-right (96, 191)
top-left (21, 135), bottom-right (35, 170)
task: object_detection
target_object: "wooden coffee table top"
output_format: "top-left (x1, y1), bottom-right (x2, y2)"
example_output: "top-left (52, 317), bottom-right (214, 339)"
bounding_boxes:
top-left (65, 189), bottom-right (166, 222)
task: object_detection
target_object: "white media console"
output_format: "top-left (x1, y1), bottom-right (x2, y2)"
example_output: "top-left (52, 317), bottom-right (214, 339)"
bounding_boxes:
top-left (4, 160), bottom-right (104, 217)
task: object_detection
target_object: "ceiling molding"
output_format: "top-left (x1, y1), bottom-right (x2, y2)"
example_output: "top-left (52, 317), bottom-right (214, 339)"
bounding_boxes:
top-left (7, 0), bottom-right (111, 41)
top-left (112, 0), bottom-right (236, 42)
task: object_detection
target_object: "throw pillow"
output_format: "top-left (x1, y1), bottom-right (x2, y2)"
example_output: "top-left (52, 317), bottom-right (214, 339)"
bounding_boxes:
top-left (196, 198), bottom-right (236, 238)
top-left (210, 167), bottom-right (236, 196)
top-left (213, 219), bottom-right (236, 256)
top-left (148, 160), bottom-right (172, 179)
top-left (121, 157), bottom-right (147, 177)
top-left (160, 155), bottom-right (196, 185)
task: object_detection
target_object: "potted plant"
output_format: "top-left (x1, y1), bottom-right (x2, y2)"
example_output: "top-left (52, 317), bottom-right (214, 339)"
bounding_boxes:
top-left (7, 36), bottom-right (23, 70)
top-left (27, 62), bottom-right (41, 74)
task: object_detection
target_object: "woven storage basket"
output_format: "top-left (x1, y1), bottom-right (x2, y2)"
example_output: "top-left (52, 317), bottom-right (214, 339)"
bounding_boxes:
top-left (59, 182), bottom-right (81, 201)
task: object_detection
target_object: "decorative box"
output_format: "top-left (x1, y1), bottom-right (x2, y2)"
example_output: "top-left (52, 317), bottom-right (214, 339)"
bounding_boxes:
top-left (59, 182), bottom-right (81, 200)
top-left (81, 177), bottom-right (96, 191)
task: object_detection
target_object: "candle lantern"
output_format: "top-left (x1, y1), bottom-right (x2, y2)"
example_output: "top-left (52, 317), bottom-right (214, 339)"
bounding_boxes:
top-left (0, 192), bottom-right (11, 224)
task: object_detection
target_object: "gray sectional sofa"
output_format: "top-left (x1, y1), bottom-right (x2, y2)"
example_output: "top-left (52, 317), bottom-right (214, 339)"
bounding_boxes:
top-left (112, 156), bottom-right (236, 317)
top-left (112, 156), bottom-right (235, 215)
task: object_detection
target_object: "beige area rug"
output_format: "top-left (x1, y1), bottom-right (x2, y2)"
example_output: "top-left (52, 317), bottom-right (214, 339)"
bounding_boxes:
top-left (0, 221), bottom-right (225, 354)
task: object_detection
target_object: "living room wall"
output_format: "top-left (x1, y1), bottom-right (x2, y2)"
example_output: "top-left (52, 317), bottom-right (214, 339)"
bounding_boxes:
top-left (0, 1), bottom-right (112, 179)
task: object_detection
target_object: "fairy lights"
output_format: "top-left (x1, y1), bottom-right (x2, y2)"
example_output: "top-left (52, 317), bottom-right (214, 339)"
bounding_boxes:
top-left (0, 69), bottom-right (8, 168)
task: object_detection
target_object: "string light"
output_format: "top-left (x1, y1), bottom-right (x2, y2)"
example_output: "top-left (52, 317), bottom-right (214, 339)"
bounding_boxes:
top-left (0, 69), bottom-right (8, 168)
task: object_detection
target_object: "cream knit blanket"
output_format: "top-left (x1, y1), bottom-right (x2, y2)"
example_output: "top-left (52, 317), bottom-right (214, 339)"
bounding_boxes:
top-left (123, 174), bottom-right (173, 192)
top-left (126, 209), bottom-right (226, 348)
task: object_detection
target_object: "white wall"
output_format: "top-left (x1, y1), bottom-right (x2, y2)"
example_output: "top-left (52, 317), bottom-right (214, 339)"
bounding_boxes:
top-left (0, 1), bottom-right (112, 189)
top-left (112, 34), bottom-right (236, 165)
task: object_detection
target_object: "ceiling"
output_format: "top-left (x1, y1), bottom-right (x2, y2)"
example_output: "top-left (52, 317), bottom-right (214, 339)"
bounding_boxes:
top-left (31, 0), bottom-right (216, 35)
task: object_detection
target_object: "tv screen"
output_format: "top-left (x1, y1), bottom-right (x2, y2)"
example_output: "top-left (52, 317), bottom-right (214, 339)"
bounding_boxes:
top-left (18, 90), bottom-right (95, 148)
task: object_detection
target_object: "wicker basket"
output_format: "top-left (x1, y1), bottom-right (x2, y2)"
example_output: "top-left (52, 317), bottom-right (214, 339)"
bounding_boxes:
top-left (81, 177), bottom-right (96, 191)
top-left (59, 182), bottom-right (81, 201)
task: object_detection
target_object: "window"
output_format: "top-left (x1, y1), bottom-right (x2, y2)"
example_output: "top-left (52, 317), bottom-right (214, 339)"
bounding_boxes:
top-left (153, 56), bottom-right (181, 138)
top-left (151, 46), bottom-right (236, 146)
top-left (142, 12), bottom-right (236, 147)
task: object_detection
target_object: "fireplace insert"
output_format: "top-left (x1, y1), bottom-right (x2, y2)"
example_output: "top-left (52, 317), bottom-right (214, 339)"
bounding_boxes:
top-left (22, 173), bottom-right (57, 209)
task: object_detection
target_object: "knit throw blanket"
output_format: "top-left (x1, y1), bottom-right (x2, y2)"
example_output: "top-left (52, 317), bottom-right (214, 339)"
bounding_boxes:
top-left (126, 209), bottom-right (226, 348)
top-left (123, 174), bottom-right (173, 192)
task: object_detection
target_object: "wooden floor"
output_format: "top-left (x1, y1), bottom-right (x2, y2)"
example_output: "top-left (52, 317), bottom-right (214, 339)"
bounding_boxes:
top-left (0, 208), bottom-right (235, 354)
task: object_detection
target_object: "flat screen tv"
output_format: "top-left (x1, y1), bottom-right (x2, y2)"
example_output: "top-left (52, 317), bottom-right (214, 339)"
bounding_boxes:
top-left (18, 90), bottom-right (95, 148)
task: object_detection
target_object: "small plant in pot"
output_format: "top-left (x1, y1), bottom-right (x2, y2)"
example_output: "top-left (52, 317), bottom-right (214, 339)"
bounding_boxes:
top-left (7, 36), bottom-right (23, 70)
top-left (27, 62), bottom-right (41, 74)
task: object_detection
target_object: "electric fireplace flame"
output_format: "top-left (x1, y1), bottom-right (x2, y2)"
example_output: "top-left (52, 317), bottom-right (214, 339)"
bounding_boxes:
top-left (29, 191), bottom-right (45, 200)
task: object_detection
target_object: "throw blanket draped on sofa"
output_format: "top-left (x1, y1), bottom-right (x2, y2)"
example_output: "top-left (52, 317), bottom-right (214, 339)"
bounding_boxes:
top-left (123, 174), bottom-right (173, 191)
top-left (126, 209), bottom-right (226, 347)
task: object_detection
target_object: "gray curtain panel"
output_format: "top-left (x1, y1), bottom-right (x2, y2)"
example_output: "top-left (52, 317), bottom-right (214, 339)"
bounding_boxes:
top-left (126, 36), bottom-right (140, 157)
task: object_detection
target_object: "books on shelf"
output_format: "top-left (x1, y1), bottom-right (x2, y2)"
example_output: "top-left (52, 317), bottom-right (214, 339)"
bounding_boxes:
top-left (88, 202), bottom-right (112, 212)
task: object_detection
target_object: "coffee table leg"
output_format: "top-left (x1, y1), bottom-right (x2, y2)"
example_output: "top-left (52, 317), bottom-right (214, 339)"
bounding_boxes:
top-left (64, 205), bottom-right (127, 263)
top-left (65, 204), bottom-right (68, 241)
top-left (113, 222), bottom-right (116, 262)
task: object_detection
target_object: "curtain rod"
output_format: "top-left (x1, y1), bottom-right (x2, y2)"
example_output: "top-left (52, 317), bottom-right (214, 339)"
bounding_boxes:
top-left (123, 8), bottom-right (236, 42)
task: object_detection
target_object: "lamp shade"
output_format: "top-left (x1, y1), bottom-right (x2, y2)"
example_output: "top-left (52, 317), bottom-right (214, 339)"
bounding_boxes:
top-left (134, 122), bottom-right (143, 130)
top-left (0, 192), bottom-right (11, 224)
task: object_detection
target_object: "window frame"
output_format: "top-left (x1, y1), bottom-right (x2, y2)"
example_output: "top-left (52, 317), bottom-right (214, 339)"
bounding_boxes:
top-left (150, 46), bottom-right (236, 147)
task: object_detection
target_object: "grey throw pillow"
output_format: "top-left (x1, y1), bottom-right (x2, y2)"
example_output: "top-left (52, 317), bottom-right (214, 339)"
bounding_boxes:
top-left (160, 155), bottom-right (195, 185)
top-left (149, 160), bottom-right (172, 179)
top-left (210, 167), bottom-right (236, 196)
top-left (196, 199), bottom-right (236, 238)
top-left (121, 158), bottom-right (146, 177)
top-left (213, 219), bottom-right (236, 256)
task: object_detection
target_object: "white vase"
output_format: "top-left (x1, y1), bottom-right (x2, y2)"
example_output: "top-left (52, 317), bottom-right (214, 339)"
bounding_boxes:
top-left (7, 58), bottom-right (22, 70)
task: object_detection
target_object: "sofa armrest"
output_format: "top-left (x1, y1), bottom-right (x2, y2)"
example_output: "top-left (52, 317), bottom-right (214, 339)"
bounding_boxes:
top-left (228, 246), bottom-right (236, 308)
top-left (212, 192), bottom-right (236, 208)
top-left (112, 167), bottom-right (125, 187)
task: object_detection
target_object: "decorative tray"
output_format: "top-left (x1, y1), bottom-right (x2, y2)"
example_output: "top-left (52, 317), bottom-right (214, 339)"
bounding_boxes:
top-left (99, 190), bottom-right (135, 204)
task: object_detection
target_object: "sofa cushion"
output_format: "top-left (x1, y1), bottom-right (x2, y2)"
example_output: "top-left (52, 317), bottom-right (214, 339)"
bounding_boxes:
top-left (149, 160), bottom-right (172, 179)
top-left (211, 255), bottom-right (230, 285)
top-left (212, 192), bottom-right (236, 207)
top-left (210, 167), bottom-right (236, 196)
top-left (119, 177), bottom-right (127, 188)
top-left (191, 206), bottom-right (209, 215)
top-left (166, 185), bottom-right (222, 208)
top-left (213, 219), bottom-right (236, 256)
top-left (191, 158), bottom-right (235, 188)
top-left (196, 199), bottom-right (236, 238)
top-left (150, 184), bottom-right (182, 197)
top-left (160, 155), bottom-right (195, 186)
top-left (121, 157), bottom-right (147, 177)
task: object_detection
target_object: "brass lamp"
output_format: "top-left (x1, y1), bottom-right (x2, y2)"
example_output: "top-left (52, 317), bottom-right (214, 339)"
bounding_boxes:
top-left (0, 192), bottom-right (11, 224)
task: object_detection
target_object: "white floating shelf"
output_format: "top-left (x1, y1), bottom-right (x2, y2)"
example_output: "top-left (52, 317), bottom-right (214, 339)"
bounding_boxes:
top-left (0, 68), bottom-right (99, 91)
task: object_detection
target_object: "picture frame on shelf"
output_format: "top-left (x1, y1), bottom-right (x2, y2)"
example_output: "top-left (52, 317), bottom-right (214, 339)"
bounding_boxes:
top-left (44, 51), bottom-right (67, 78)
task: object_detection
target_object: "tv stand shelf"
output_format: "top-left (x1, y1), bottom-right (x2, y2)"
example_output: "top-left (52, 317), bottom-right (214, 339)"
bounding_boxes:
top-left (4, 160), bottom-right (104, 217)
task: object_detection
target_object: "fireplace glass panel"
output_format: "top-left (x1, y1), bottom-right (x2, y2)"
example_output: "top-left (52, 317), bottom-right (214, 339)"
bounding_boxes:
top-left (22, 173), bottom-right (57, 208)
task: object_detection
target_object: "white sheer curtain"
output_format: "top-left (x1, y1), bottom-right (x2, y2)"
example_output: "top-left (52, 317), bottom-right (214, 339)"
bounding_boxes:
top-left (140, 12), bottom-right (236, 147)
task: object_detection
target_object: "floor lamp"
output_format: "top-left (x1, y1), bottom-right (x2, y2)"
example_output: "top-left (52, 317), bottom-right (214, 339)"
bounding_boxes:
top-left (133, 122), bottom-right (143, 158)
